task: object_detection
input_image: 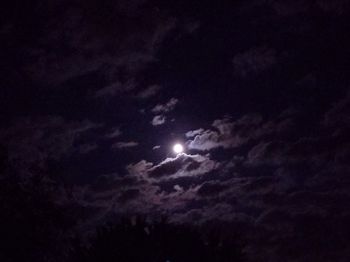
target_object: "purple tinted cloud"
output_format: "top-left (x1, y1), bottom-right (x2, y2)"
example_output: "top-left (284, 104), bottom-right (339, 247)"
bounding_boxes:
top-left (151, 98), bottom-right (179, 114)
top-left (151, 115), bottom-right (166, 126)
top-left (112, 141), bottom-right (139, 149)
top-left (233, 46), bottom-right (277, 77)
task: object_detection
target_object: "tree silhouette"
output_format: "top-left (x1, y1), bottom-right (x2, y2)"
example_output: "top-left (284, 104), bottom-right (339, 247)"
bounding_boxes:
top-left (0, 146), bottom-right (244, 262)
top-left (0, 146), bottom-right (76, 262)
top-left (70, 216), bottom-right (244, 262)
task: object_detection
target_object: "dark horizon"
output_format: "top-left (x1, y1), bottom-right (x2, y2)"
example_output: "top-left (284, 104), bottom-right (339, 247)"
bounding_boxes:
top-left (1, 0), bottom-right (350, 261)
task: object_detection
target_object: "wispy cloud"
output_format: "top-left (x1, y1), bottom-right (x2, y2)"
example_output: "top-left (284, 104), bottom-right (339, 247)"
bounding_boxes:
top-left (112, 141), bottom-right (139, 149)
top-left (151, 98), bottom-right (179, 114)
top-left (151, 115), bottom-right (166, 126)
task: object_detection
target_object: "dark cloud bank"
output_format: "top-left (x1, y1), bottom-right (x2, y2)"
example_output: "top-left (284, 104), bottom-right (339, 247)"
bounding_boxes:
top-left (1, 0), bottom-right (350, 261)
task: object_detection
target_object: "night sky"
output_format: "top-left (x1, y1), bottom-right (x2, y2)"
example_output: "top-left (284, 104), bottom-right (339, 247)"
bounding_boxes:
top-left (1, 0), bottom-right (350, 261)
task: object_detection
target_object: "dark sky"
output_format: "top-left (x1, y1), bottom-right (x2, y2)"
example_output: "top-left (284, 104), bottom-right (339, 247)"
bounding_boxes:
top-left (1, 0), bottom-right (350, 261)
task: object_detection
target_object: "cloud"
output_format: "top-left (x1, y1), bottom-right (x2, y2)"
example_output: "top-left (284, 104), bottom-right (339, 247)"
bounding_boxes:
top-left (152, 145), bottom-right (161, 150)
top-left (71, 96), bottom-right (350, 262)
top-left (183, 21), bottom-right (201, 34)
top-left (317, 0), bottom-right (349, 15)
top-left (187, 113), bottom-right (295, 151)
top-left (169, 99), bottom-right (347, 258)
top-left (105, 127), bottom-right (122, 139)
top-left (112, 141), bottom-right (139, 149)
top-left (187, 130), bottom-right (222, 151)
top-left (323, 91), bottom-right (350, 128)
top-left (148, 153), bottom-right (218, 179)
top-left (173, 184), bottom-right (183, 192)
top-left (95, 80), bottom-right (136, 98)
top-left (118, 189), bottom-right (141, 203)
top-left (58, 95), bottom-right (349, 261)
top-left (3, 2), bottom-right (349, 261)
top-left (185, 128), bottom-right (205, 138)
top-left (90, 173), bottom-right (139, 193)
top-left (22, 1), bottom-right (177, 87)
top-left (246, 141), bottom-right (287, 166)
top-left (151, 98), bottom-right (179, 114)
top-left (197, 180), bottom-right (229, 196)
top-left (269, 0), bottom-right (349, 16)
top-left (233, 46), bottom-right (277, 77)
top-left (124, 154), bottom-right (219, 201)
top-left (187, 114), bottom-right (279, 151)
top-left (77, 143), bottom-right (98, 154)
top-left (0, 116), bottom-right (100, 171)
top-left (135, 84), bottom-right (162, 99)
top-left (151, 115), bottom-right (166, 126)
top-left (270, 0), bottom-right (310, 16)
top-left (127, 160), bottom-right (153, 177)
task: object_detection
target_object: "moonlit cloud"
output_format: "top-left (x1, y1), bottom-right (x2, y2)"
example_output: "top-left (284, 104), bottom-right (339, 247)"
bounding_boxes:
top-left (0, 116), bottom-right (100, 171)
top-left (151, 115), bottom-right (166, 126)
top-left (22, 1), bottom-right (177, 87)
top-left (105, 127), bottom-right (122, 138)
top-left (95, 80), bottom-right (136, 98)
top-left (233, 46), bottom-right (277, 77)
top-left (148, 153), bottom-right (218, 179)
top-left (77, 143), bottom-right (98, 154)
top-left (187, 114), bottom-right (292, 151)
top-left (185, 128), bottom-right (205, 138)
top-left (3, 1), bottom-right (350, 261)
top-left (151, 98), bottom-right (179, 114)
top-left (112, 141), bottom-right (139, 149)
top-left (135, 85), bottom-right (162, 99)
top-left (187, 115), bottom-right (256, 150)
top-left (127, 160), bottom-right (154, 177)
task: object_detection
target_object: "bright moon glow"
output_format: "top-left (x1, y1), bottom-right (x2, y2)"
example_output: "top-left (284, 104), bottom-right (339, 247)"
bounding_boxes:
top-left (173, 143), bottom-right (184, 154)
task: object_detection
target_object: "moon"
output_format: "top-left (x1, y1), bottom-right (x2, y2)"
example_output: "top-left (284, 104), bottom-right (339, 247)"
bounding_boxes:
top-left (173, 143), bottom-right (184, 154)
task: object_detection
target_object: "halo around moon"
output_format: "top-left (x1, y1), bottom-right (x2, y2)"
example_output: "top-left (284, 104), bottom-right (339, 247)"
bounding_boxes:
top-left (173, 143), bottom-right (184, 154)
